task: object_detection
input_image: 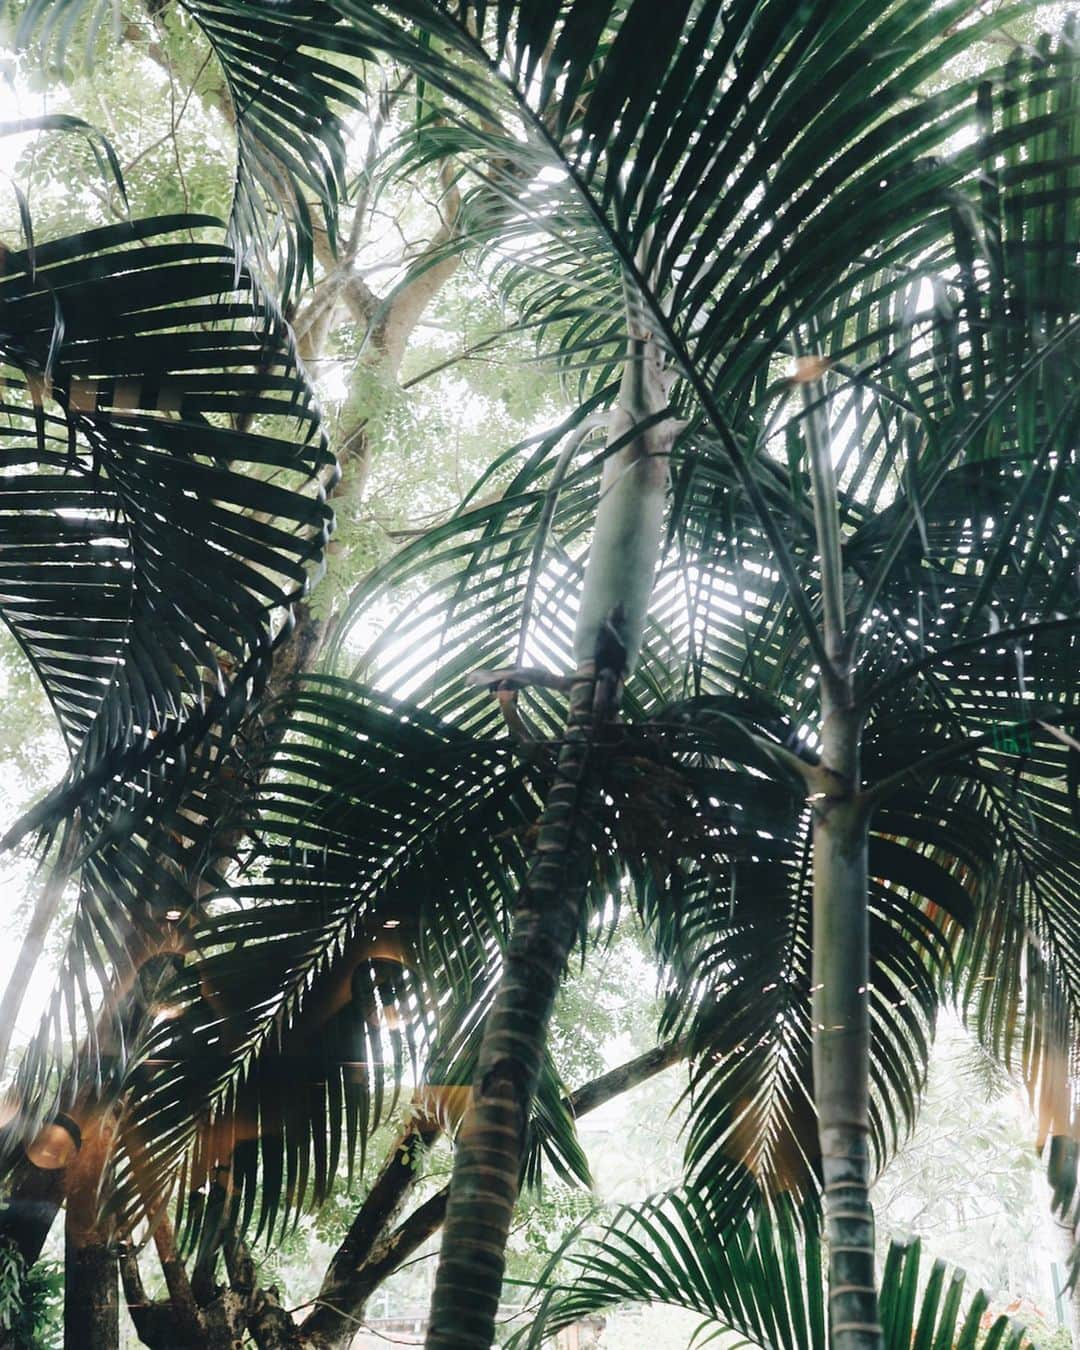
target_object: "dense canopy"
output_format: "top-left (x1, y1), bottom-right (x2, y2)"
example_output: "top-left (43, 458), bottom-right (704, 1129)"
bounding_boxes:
top-left (0, 3), bottom-right (1077, 1349)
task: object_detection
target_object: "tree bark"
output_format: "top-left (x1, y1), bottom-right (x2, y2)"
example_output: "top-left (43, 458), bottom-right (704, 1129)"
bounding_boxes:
top-left (572, 333), bottom-right (674, 673)
top-left (811, 697), bottom-right (881, 1350)
top-left (424, 666), bottom-right (604, 1349)
top-left (300, 1121), bottom-right (439, 1347)
top-left (565, 1039), bottom-right (684, 1116)
top-left (224, 1238), bottom-right (300, 1350)
top-left (423, 321), bottom-right (674, 1348)
top-left (151, 1213), bottom-right (209, 1348)
top-left (303, 1190), bottom-right (448, 1350)
top-left (64, 1110), bottom-right (121, 1350)
top-left (65, 1237), bottom-right (118, 1350)
top-left (0, 1155), bottom-right (67, 1266)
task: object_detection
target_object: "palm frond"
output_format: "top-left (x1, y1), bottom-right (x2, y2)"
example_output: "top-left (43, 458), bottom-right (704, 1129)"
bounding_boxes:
top-left (307, 0), bottom-right (1065, 693)
top-left (0, 206), bottom-right (332, 1119)
top-left (511, 1191), bottom-right (1028, 1350)
top-left (0, 210), bottom-right (332, 837)
top-left (621, 700), bottom-right (972, 1222)
top-left (15, 0), bottom-right (372, 297)
top-left (107, 675), bottom-right (548, 1237)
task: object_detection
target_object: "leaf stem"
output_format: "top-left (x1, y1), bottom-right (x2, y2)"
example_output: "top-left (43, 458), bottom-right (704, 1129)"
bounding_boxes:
top-left (797, 343), bottom-right (848, 680)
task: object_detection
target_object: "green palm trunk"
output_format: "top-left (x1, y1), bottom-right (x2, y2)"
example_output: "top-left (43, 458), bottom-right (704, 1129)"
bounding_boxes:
top-left (425, 332), bottom-right (674, 1347)
top-left (425, 665), bottom-right (602, 1348)
top-left (802, 366), bottom-right (882, 1350)
top-left (812, 694), bottom-right (881, 1350)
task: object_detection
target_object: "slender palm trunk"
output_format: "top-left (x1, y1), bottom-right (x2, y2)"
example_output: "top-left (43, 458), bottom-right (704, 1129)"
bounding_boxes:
top-left (425, 665), bottom-right (603, 1348)
top-left (425, 325), bottom-right (674, 1348)
top-left (812, 692), bottom-right (881, 1350)
top-left (799, 357), bottom-right (882, 1350)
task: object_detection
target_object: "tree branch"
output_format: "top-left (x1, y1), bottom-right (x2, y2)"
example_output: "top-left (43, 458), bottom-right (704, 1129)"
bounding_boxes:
top-left (304, 1190), bottom-right (450, 1349)
top-left (299, 1040), bottom-right (686, 1347)
top-left (226, 1235), bottom-right (301, 1350)
top-left (564, 1038), bottom-right (685, 1116)
top-left (309, 224), bottom-right (381, 334)
top-left (312, 1120), bottom-right (441, 1311)
top-left (797, 352), bottom-right (847, 686)
top-left (747, 734), bottom-right (819, 790)
top-left (119, 1245), bottom-right (166, 1348)
top-left (372, 170), bottom-right (463, 376)
top-left (399, 329), bottom-right (508, 390)
top-left (150, 1211), bottom-right (205, 1343)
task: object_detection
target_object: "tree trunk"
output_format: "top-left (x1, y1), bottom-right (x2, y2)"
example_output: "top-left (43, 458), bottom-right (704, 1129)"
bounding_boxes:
top-left (0, 1155), bottom-right (67, 1266)
top-left (572, 334), bottom-right (673, 673)
top-left (305, 1191), bottom-right (448, 1350)
top-left (64, 1110), bottom-right (121, 1350)
top-left (301, 1042), bottom-right (685, 1350)
top-left (424, 323), bottom-right (673, 1349)
top-left (424, 666), bottom-right (604, 1348)
top-left (811, 697), bottom-right (881, 1350)
top-left (65, 1236), bottom-right (118, 1350)
top-left (301, 1122), bottom-right (438, 1348)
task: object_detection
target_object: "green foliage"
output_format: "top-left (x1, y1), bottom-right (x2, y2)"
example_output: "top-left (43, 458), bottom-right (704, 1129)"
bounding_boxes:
top-left (546, 922), bottom-right (661, 1089)
top-left (1025, 1322), bottom-right (1072, 1350)
top-left (19, 1259), bottom-right (62, 1349)
top-left (15, 0), bottom-right (371, 297)
top-left (0, 196), bottom-right (337, 1126)
top-left (0, 1237), bottom-right (23, 1333)
top-left (0, 639), bottom-right (66, 811)
top-left (0, 1238), bottom-right (61, 1348)
top-left (512, 1194), bottom-right (1034, 1350)
top-left (877, 1027), bottom-right (1046, 1296)
top-left (3, 3), bottom-right (1080, 1344)
top-left (311, 5), bottom-right (1080, 1247)
top-left (111, 676), bottom-right (603, 1240)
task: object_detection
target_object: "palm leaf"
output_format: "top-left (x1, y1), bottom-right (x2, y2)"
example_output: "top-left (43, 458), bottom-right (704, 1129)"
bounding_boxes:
top-left (621, 699), bottom-right (974, 1219)
top-left (0, 206), bottom-right (333, 1118)
top-left (0, 210), bottom-right (332, 833)
top-left (511, 1191), bottom-right (1029, 1350)
top-left (107, 675), bottom-right (597, 1237)
top-left (831, 34), bottom-right (1080, 1166)
top-left (15, 0), bottom-right (1080, 1294)
top-left (15, 0), bottom-right (373, 297)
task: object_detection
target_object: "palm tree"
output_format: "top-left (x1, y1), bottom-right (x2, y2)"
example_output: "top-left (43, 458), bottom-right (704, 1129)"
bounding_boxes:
top-left (0, 9), bottom-right (472, 1341)
top-left (0, 173), bottom-right (339, 1338)
top-left (297, 8), bottom-right (1080, 1348)
top-left (2, 6), bottom-right (1080, 1350)
top-left (0, 10), bottom-right (372, 1328)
